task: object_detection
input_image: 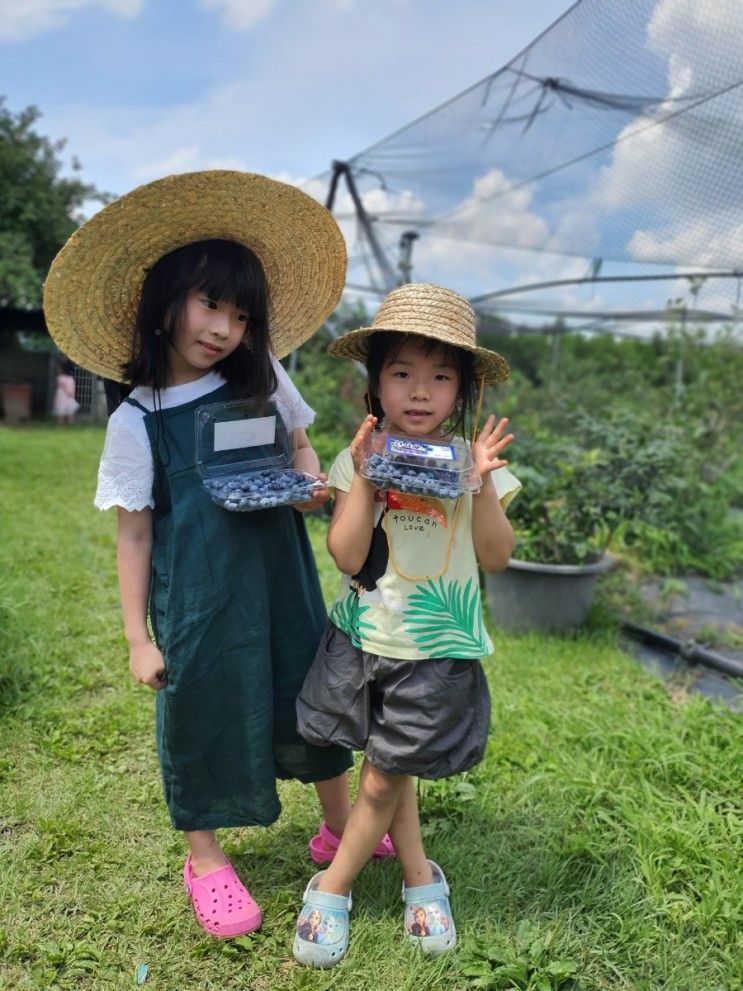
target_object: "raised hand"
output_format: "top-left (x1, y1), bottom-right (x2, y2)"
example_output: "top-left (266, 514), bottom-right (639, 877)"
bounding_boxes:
top-left (472, 415), bottom-right (514, 478)
top-left (350, 414), bottom-right (378, 474)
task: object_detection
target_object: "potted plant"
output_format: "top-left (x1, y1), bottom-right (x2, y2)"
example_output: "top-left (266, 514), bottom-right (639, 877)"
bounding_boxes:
top-left (486, 410), bottom-right (687, 632)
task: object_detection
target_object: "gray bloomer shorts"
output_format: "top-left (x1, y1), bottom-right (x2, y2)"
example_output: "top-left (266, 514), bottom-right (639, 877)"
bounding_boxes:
top-left (296, 622), bottom-right (491, 780)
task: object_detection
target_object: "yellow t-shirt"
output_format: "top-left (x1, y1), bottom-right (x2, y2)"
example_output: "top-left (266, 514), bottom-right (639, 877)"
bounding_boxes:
top-left (327, 446), bottom-right (521, 660)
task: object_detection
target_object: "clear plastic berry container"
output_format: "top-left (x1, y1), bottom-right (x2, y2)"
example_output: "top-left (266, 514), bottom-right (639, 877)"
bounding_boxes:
top-left (360, 429), bottom-right (481, 498)
top-left (195, 398), bottom-right (323, 511)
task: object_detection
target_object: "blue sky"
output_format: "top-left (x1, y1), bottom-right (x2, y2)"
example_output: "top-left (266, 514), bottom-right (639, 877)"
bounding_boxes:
top-left (1, 0), bottom-right (569, 204)
top-left (3, 0), bottom-right (740, 330)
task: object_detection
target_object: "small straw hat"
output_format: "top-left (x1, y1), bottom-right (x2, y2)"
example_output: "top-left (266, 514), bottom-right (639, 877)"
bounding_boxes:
top-left (43, 170), bottom-right (347, 381)
top-left (327, 282), bottom-right (509, 384)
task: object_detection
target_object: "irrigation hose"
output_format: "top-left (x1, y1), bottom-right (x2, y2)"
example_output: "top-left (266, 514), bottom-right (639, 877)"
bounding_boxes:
top-left (622, 621), bottom-right (743, 679)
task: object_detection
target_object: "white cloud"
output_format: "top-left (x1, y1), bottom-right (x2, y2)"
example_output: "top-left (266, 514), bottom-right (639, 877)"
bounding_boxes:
top-left (0, 0), bottom-right (142, 41)
top-left (294, 174), bottom-right (428, 290)
top-left (438, 169), bottom-right (550, 251)
top-left (629, 217), bottom-right (743, 269)
top-left (417, 234), bottom-right (589, 303)
top-left (648, 0), bottom-right (738, 95)
top-left (132, 146), bottom-right (202, 180)
top-left (198, 0), bottom-right (275, 30)
top-left (585, 0), bottom-right (743, 268)
top-left (297, 175), bottom-right (334, 207)
top-left (330, 165), bottom-right (592, 303)
top-left (361, 186), bottom-right (426, 221)
top-left (132, 146), bottom-right (250, 181)
top-left (297, 173), bottom-right (425, 228)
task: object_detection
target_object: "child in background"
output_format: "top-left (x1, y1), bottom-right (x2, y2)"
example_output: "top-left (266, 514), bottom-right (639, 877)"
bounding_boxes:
top-left (43, 170), bottom-right (361, 940)
top-left (294, 283), bottom-right (521, 967)
top-left (52, 356), bottom-right (79, 424)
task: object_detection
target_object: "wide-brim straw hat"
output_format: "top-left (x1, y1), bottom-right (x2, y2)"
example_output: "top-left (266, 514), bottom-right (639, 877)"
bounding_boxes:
top-left (43, 170), bottom-right (347, 381)
top-left (328, 282), bottom-right (508, 384)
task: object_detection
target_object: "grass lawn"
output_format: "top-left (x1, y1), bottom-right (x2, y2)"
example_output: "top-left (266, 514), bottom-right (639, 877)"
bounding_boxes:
top-left (1, 424), bottom-right (742, 991)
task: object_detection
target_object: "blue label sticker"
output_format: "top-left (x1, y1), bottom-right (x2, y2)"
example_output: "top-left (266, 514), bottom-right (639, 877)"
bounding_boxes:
top-left (386, 438), bottom-right (457, 461)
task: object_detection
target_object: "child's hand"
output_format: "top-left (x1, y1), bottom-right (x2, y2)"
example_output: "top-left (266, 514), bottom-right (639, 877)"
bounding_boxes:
top-left (129, 640), bottom-right (167, 691)
top-left (293, 474), bottom-right (331, 513)
top-left (350, 414), bottom-right (377, 474)
top-left (472, 415), bottom-right (514, 478)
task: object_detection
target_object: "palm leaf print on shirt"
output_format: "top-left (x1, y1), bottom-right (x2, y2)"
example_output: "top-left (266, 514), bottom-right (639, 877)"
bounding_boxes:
top-left (329, 591), bottom-right (375, 648)
top-left (402, 578), bottom-right (488, 657)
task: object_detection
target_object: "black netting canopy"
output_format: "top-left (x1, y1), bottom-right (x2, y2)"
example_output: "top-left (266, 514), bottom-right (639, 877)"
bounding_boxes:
top-left (307, 0), bottom-right (743, 339)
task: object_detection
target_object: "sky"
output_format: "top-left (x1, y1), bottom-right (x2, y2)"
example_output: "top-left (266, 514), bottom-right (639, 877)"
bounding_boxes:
top-left (0, 0), bottom-right (570, 206)
top-left (2, 0), bottom-right (740, 333)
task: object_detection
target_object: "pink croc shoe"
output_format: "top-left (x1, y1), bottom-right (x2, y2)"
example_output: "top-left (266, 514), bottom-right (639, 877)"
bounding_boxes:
top-left (308, 821), bottom-right (396, 865)
top-left (183, 854), bottom-right (262, 939)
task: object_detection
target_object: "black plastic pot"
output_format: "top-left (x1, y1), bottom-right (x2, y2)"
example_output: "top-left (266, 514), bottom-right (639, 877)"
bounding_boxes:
top-left (485, 555), bottom-right (614, 633)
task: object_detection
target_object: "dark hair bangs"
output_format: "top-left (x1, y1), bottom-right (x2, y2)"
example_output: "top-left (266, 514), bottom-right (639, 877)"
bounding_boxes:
top-left (121, 238), bottom-right (276, 403)
top-left (365, 331), bottom-right (478, 438)
top-left (189, 240), bottom-right (268, 318)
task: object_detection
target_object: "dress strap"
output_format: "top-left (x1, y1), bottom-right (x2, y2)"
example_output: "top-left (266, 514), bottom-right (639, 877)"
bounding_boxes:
top-left (124, 395), bottom-right (149, 414)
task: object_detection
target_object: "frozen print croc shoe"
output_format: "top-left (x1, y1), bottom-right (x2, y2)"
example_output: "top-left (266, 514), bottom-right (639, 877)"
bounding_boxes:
top-left (293, 870), bottom-right (352, 968)
top-left (183, 854), bottom-right (262, 939)
top-left (402, 860), bottom-right (457, 956)
top-left (308, 820), bottom-right (396, 864)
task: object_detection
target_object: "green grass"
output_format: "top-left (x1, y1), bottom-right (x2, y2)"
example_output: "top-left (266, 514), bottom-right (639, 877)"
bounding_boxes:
top-left (1, 424), bottom-right (742, 991)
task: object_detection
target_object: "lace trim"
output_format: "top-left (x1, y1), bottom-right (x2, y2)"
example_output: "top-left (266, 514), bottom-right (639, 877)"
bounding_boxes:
top-left (94, 474), bottom-right (154, 511)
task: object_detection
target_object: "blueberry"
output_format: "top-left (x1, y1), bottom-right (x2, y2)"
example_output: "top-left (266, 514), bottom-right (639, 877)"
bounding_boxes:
top-left (206, 465), bottom-right (319, 511)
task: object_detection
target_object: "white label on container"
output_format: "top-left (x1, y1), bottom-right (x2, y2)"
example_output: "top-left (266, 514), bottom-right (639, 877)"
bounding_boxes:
top-left (214, 416), bottom-right (276, 451)
top-left (386, 438), bottom-right (456, 461)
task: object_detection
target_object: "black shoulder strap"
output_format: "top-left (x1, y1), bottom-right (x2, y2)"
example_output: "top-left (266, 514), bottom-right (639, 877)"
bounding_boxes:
top-left (124, 395), bottom-right (149, 414)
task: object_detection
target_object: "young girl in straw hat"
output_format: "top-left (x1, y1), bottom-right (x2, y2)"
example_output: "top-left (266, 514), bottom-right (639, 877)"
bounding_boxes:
top-left (43, 170), bottom-right (397, 940)
top-left (293, 282), bottom-right (521, 967)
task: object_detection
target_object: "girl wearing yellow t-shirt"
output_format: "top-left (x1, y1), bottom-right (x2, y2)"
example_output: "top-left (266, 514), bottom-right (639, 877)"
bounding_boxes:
top-left (294, 283), bottom-right (521, 968)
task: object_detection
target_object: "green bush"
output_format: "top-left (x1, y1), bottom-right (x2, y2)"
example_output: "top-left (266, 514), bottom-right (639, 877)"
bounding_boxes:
top-left (483, 322), bottom-right (743, 577)
top-left (508, 409), bottom-right (690, 566)
top-left (295, 309), bottom-right (743, 578)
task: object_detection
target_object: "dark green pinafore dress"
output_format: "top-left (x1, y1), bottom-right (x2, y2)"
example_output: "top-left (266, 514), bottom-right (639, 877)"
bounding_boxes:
top-left (128, 384), bottom-right (352, 832)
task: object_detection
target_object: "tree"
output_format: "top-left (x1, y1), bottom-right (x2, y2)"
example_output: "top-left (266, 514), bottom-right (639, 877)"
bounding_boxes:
top-left (0, 98), bottom-right (106, 309)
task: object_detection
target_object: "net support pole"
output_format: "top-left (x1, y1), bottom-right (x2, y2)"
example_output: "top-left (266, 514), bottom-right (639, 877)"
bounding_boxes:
top-left (327, 160), bottom-right (399, 292)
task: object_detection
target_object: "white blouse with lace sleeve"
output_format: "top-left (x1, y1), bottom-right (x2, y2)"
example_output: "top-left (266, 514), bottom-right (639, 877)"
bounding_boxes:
top-left (95, 407), bottom-right (156, 511)
top-left (94, 359), bottom-right (316, 512)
